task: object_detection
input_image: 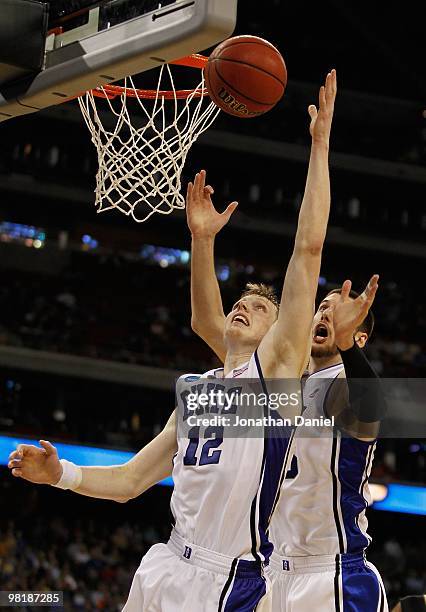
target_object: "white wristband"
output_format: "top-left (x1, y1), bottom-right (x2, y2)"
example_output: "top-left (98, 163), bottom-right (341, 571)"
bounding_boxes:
top-left (52, 459), bottom-right (83, 491)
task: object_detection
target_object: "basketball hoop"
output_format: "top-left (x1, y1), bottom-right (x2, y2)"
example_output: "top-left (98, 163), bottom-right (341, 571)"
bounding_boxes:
top-left (78, 55), bottom-right (219, 223)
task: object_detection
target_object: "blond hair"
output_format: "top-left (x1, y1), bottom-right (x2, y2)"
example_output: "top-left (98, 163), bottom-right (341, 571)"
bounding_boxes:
top-left (241, 282), bottom-right (280, 311)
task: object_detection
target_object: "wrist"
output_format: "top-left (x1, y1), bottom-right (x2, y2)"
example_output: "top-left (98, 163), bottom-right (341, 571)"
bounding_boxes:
top-left (338, 337), bottom-right (355, 352)
top-left (191, 232), bottom-right (216, 243)
top-left (311, 139), bottom-right (330, 152)
top-left (51, 459), bottom-right (82, 490)
top-left (51, 463), bottom-right (63, 485)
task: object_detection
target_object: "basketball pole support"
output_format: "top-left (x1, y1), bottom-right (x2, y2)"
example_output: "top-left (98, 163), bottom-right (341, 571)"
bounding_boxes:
top-left (0, 0), bottom-right (238, 122)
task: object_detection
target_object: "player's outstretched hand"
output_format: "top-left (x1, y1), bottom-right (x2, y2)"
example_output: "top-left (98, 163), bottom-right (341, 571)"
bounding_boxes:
top-left (186, 170), bottom-right (238, 239)
top-left (8, 440), bottom-right (62, 485)
top-left (333, 275), bottom-right (379, 351)
top-left (308, 69), bottom-right (337, 147)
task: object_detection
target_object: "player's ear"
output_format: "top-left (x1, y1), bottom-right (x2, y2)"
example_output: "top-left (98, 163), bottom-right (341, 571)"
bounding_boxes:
top-left (354, 332), bottom-right (368, 349)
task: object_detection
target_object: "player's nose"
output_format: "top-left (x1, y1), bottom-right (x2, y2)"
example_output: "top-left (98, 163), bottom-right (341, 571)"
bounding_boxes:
top-left (322, 306), bottom-right (333, 321)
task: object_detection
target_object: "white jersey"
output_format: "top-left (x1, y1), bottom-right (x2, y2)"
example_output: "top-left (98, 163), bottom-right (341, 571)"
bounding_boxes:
top-left (170, 351), bottom-right (294, 563)
top-left (269, 363), bottom-right (376, 557)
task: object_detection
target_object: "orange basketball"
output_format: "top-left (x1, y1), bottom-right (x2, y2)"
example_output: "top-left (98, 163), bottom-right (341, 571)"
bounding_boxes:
top-left (204, 35), bottom-right (287, 119)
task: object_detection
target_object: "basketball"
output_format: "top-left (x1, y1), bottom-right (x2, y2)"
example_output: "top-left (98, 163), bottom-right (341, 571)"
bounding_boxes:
top-left (204, 35), bottom-right (287, 118)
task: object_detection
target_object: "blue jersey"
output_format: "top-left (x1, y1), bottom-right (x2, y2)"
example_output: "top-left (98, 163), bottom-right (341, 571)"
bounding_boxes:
top-left (269, 363), bottom-right (376, 556)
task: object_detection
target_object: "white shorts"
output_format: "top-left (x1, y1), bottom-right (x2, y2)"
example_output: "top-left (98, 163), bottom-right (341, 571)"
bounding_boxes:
top-left (267, 551), bottom-right (389, 612)
top-left (123, 529), bottom-right (272, 612)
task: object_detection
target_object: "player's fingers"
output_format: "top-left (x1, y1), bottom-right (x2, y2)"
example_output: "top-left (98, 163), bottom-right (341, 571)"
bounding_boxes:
top-left (39, 440), bottom-right (57, 456)
top-left (222, 201), bottom-right (238, 221)
top-left (363, 274), bottom-right (379, 294)
top-left (8, 450), bottom-right (21, 461)
top-left (319, 85), bottom-right (326, 111)
top-left (308, 105), bottom-right (317, 120)
top-left (331, 68), bottom-right (337, 95)
top-left (16, 444), bottom-right (33, 457)
top-left (364, 275), bottom-right (379, 303)
top-left (8, 459), bottom-right (22, 469)
top-left (199, 169), bottom-right (206, 194)
top-left (370, 273), bottom-right (379, 286)
top-left (195, 170), bottom-right (204, 199)
top-left (11, 468), bottom-right (23, 477)
top-left (340, 279), bottom-right (352, 301)
top-left (193, 172), bottom-right (200, 197)
top-left (325, 72), bottom-right (334, 105)
top-left (186, 182), bottom-right (193, 203)
top-left (202, 186), bottom-right (214, 205)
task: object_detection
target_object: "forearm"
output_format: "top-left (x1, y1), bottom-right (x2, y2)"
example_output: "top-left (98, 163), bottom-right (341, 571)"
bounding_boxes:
top-left (191, 235), bottom-right (226, 360)
top-left (294, 141), bottom-right (330, 253)
top-left (264, 145), bottom-right (331, 376)
top-left (63, 415), bottom-right (176, 502)
top-left (340, 344), bottom-right (387, 423)
top-left (73, 464), bottom-right (135, 503)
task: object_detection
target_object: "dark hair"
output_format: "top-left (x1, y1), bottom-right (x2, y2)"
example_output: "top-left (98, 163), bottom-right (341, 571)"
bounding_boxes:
top-left (241, 282), bottom-right (280, 311)
top-left (325, 288), bottom-right (375, 338)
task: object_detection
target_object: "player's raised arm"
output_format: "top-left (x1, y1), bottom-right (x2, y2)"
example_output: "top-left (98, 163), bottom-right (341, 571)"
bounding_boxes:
top-left (326, 276), bottom-right (387, 439)
top-left (187, 170), bottom-right (237, 362)
top-left (8, 411), bottom-right (177, 502)
top-left (258, 70), bottom-right (337, 378)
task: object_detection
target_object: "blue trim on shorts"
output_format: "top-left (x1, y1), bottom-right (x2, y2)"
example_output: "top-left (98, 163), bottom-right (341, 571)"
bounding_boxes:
top-left (223, 560), bottom-right (267, 612)
top-left (341, 556), bottom-right (385, 612)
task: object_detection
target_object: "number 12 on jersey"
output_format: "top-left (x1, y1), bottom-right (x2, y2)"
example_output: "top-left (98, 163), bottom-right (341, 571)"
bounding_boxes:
top-left (183, 426), bottom-right (224, 466)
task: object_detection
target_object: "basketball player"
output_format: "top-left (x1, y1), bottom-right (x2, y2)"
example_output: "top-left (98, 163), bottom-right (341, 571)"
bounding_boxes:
top-left (266, 286), bottom-right (389, 612)
top-left (189, 196), bottom-right (389, 610)
top-left (9, 70), bottom-right (336, 611)
top-left (187, 101), bottom-right (388, 612)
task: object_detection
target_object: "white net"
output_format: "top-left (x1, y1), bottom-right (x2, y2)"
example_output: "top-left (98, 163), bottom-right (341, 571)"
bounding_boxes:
top-left (78, 63), bottom-right (220, 222)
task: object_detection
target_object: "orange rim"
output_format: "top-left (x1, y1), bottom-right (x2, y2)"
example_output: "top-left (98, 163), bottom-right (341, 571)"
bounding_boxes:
top-left (91, 54), bottom-right (209, 100)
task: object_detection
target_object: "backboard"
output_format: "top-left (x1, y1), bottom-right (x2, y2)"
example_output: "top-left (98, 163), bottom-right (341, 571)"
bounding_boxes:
top-left (0, 0), bottom-right (238, 122)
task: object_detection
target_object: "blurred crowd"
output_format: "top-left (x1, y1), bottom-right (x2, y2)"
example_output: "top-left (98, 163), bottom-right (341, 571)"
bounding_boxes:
top-left (2, 132), bottom-right (425, 239)
top-left (0, 253), bottom-right (208, 371)
top-left (369, 534), bottom-right (426, 608)
top-left (0, 513), bottom-right (424, 611)
top-left (0, 249), bottom-right (425, 376)
top-left (0, 517), bottom-right (163, 611)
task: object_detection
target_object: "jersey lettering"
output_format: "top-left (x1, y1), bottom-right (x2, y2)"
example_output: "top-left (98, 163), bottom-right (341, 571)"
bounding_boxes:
top-left (183, 426), bottom-right (224, 466)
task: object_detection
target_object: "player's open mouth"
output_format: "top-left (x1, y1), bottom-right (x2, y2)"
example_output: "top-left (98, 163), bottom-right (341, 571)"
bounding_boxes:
top-left (232, 314), bottom-right (249, 327)
top-left (313, 323), bottom-right (329, 344)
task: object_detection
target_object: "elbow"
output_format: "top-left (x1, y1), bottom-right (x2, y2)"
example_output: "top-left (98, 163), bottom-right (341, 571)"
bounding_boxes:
top-left (191, 318), bottom-right (209, 342)
top-left (115, 495), bottom-right (132, 503)
top-left (191, 317), bottom-right (200, 334)
top-left (115, 478), bottom-right (139, 503)
top-left (116, 487), bottom-right (139, 502)
top-left (296, 239), bottom-right (323, 258)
